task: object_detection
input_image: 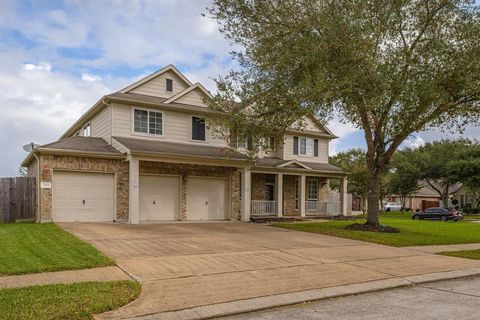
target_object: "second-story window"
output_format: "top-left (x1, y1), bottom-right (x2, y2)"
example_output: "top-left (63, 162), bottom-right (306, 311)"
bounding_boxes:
top-left (192, 116), bottom-right (205, 141)
top-left (134, 109), bottom-right (163, 135)
top-left (83, 124), bottom-right (91, 137)
top-left (294, 136), bottom-right (319, 157)
top-left (166, 79), bottom-right (173, 92)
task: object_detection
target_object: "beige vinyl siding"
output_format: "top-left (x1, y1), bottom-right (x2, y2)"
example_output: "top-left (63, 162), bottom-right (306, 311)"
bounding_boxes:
top-left (130, 70), bottom-right (189, 98)
top-left (291, 116), bottom-right (327, 133)
top-left (111, 103), bottom-right (228, 147)
top-left (90, 106), bottom-right (112, 141)
top-left (175, 88), bottom-right (208, 107)
top-left (282, 134), bottom-right (329, 163)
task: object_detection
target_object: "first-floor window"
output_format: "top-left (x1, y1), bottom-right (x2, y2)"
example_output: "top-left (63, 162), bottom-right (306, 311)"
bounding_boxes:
top-left (308, 179), bottom-right (318, 201)
top-left (134, 109), bottom-right (163, 135)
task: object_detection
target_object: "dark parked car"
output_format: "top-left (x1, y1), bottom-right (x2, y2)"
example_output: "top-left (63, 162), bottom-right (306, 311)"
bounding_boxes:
top-left (412, 207), bottom-right (463, 222)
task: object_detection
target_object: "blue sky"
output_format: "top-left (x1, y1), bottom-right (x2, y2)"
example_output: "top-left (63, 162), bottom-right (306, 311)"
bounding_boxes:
top-left (0, 0), bottom-right (478, 176)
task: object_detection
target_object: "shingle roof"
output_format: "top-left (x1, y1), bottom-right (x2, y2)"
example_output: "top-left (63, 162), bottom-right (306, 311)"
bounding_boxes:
top-left (41, 136), bottom-right (122, 154)
top-left (106, 92), bottom-right (216, 113)
top-left (254, 157), bottom-right (344, 174)
top-left (113, 136), bottom-right (250, 160)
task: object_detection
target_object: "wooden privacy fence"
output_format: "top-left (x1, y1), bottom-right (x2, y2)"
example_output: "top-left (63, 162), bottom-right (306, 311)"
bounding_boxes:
top-left (0, 177), bottom-right (36, 223)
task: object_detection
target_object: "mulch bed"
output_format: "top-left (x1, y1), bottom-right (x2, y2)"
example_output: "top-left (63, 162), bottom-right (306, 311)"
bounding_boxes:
top-left (345, 223), bottom-right (400, 233)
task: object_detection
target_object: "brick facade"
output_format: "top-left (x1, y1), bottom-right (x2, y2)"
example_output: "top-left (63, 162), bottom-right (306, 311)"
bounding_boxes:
top-left (283, 175), bottom-right (298, 216)
top-left (28, 154), bottom-right (129, 222)
top-left (140, 161), bottom-right (241, 220)
top-left (28, 155), bottom-right (242, 222)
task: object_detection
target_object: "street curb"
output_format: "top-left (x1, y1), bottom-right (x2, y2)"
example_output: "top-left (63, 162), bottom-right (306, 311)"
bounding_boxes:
top-left (118, 267), bottom-right (480, 320)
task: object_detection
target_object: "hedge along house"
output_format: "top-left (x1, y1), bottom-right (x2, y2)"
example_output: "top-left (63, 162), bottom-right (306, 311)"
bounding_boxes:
top-left (22, 65), bottom-right (349, 224)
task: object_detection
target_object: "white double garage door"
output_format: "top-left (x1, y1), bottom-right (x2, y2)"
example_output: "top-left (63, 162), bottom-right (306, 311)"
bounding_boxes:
top-left (52, 171), bottom-right (229, 222)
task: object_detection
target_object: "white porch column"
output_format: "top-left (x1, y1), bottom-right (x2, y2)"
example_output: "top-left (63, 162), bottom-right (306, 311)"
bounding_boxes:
top-left (276, 173), bottom-right (283, 217)
top-left (240, 167), bottom-right (252, 222)
top-left (129, 157), bottom-right (140, 224)
top-left (340, 176), bottom-right (349, 216)
top-left (300, 174), bottom-right (306, 217)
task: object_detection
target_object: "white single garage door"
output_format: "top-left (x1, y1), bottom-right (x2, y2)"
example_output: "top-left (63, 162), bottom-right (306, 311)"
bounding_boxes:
top-left (187, 178), bottom-right (229, 221)
top-left (139, 175), bottom-right (180, 221)
top-left (53, 171), bottom-right (115, 222)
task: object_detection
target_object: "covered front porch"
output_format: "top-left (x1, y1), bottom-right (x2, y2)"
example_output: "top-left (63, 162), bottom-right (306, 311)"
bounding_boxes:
top-left (249, 172), bottom-right (347, 218)
top-left (239, 159), bottom-right (349, 221)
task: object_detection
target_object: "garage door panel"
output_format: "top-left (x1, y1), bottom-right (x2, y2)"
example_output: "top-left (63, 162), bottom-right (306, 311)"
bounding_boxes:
top-left (53, 171), bottom-right (115, 222)
top-left (187, 178), bottom-right (228, 221)
top-left (140, 175), bottom-right (180, 221)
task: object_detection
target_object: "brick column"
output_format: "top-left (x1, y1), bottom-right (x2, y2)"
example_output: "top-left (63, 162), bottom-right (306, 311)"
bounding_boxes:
top-left (240, 167), bottom-right (251, 222)
top-left (129, 157), bottom-right (140, 224)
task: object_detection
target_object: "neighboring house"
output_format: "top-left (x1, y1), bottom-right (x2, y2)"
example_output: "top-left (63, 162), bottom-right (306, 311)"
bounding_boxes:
top-left (22, 65), bottom-right (348, 224)
top-left (452, 185), bottom-right (479, 210)
top-left (388, 183), bottom-right (442, 211)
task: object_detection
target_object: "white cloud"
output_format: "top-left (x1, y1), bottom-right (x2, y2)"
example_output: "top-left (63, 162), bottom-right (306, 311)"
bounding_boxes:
top-left (401, 136), bottom-right (425, 149)
top-left (81, 73), bottom-right (102, 82)
top-left (24, 62), bottom-right (52, 72)
top-left (327, 118), bottom-right (360, 155)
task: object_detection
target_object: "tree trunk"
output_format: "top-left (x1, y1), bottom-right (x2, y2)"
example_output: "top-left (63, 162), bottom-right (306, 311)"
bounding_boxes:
top-left (366, 172), bottom-right (382, 226)
top-left (441, 190), bottom-right (449, 208)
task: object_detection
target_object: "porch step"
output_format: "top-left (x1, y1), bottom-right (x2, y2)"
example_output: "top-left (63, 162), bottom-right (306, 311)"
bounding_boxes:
top-left (250, 217), bottom-right (307, 223)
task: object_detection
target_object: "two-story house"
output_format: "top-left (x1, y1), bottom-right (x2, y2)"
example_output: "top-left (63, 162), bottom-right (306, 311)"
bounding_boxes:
top-left (22, 65), bottom-right (348, 224)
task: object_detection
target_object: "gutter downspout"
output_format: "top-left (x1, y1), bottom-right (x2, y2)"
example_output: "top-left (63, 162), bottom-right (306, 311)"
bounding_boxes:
top-left (32, 151), bottom-right (41, 223)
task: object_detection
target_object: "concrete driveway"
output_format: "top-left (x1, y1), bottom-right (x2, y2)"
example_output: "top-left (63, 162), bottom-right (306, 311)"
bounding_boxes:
top-left (60, 222), bottom-right (480, 319)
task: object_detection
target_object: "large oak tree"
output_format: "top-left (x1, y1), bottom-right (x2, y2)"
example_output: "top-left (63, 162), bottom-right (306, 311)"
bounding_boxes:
top-left (207, 0), bottom-right (480, 226)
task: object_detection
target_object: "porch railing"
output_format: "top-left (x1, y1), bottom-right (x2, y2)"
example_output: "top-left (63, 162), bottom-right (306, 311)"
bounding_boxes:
top-left (305, 201), bottom-right (341, 216)
top-left (251, 200), bottom-right (277, 216)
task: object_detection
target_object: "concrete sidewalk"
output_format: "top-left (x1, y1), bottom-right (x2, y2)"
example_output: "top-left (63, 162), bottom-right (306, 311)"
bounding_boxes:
top-left (409, 243), bottom-right (480, 253)
top-left (0, 266), bottom-right (131, 289)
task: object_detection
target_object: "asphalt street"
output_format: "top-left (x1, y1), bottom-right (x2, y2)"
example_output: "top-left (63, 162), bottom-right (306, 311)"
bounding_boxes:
top-left (220, 276), bottom-right (480, 320)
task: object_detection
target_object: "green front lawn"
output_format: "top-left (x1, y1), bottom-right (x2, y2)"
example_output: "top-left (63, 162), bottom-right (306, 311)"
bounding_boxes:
top-left (0, 223), bottom-right (114, 275)
top-left (273, 215), bottom-right (480, 247)
top-left (0, 281), bottom-right (140, 320)
top-left (439, 249), bottom-right (480, 260)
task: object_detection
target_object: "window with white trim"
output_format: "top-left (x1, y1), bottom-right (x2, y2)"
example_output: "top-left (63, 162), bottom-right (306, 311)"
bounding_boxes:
top-left (297, 137), bottom-right (314, 156)
top-left (166, 78), bottom-right (173, 92)
top-left (191, 116), bottom-right (206, 141)
top-left (134, 109), bottom-right (163, 135)
top-left (83, 124), bottom-right (91, 137)
top-left (307, 179), bottom-right (318, 200)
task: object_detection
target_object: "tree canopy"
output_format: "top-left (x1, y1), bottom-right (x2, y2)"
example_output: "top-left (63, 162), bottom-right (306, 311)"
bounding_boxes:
top-left (411, 139), bottom-right (475, 207)
top-left (207, 0), bottom-right (480, 226)
top-left (387, 149), bottom-right (422, 210)
top-left (330, 149), bottom-right (369, 213)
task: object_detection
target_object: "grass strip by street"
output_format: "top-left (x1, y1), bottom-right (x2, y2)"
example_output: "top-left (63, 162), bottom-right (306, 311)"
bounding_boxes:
top-left (439, 249), bottom-right (480, 260)
top-left (0, 223), bottom-right (114, 275)
top-left (0, 281), bottom-right (140, 320)
top-left (273, 214), bottom-right (480, 247)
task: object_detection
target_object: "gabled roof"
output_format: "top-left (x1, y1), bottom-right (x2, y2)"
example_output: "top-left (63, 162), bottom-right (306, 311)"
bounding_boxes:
top-left (276, 159), bottom-right (312, 170)
top-left (164, 83), bottom-right (213, 104)
top-left (119, 64), bottom-right (192, 93)
top-left (254, 157), bottom-right (344, 175)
